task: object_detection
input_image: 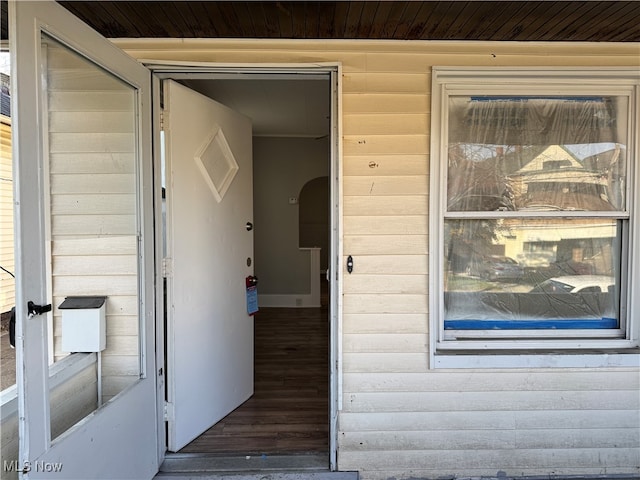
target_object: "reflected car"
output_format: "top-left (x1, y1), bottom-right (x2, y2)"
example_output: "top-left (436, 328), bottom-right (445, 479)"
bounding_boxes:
top-left (472, 255), bottom-right (524, 281)
top-left (529, 275), bottom-right (614, 294)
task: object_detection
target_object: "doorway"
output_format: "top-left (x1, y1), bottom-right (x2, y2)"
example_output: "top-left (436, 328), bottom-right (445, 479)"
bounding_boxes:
top-left (158, 69), bottom-right (338, 463)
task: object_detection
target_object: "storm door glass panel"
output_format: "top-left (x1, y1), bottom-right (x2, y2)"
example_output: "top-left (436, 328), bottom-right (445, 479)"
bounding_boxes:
top-left (443, 95), bottom-right (628, 335)
top-left (43, 33), bottom-right (140, 439)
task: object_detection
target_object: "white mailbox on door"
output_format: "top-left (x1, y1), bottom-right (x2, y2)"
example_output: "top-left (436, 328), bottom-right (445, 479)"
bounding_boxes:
top-left (59, 296), bottom-right (107, 352)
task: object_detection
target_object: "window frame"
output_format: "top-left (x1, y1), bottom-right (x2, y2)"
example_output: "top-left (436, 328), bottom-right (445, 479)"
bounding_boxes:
top-left (429, 67), bottom-right (640, 356)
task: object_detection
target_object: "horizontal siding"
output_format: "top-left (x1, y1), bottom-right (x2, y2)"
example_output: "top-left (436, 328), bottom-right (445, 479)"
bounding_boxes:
top-left (344, 333), bottom-right (427, 353)
top-left (343, 195), bottom-right (428, 215)
top-left (342, 154), bottom-right (429, 176)
top-left (338, 255), bottom-right (428, 275)
top-left (342, 314), bottom-right (428, 334)
top-left (51, 194), bottom-right (136, 215)
top-left (343, 72), bottom-right (430, 94)
top-left (342, 94), bottom-right (429, 114)
top-left (343, 175), bottom-right (428, 195)
top-left (343, 113), bottom-right (429, 135)
top-left (343, 274), bottom-right (428, 294)
top-left (53, 314), bottom-right (138, 337)
top-left (51, 174), bottom-right (135, 194)
top-left (49, 91), bottom-right (134, 112)
top-left (344, 235), bottom-right (428, 255)
top-left (343, 370), bottom-right (640, 392)
top-left (101, 375), bottom-right (138, 399)
top-left (52, 255), bottom-right (137, 276)
top-left (50, 153), bottom-right (136, 174)
top-left (343, 353), bottom-right (430, 373)
top-left (344, 216), bottom-right (427, 235)
top-left (48, 69), bottom-right (127, 91)
top-left (343, 390), bottom-right (639, 412)
top-left (49, 363), bottom-right (97, 439)
top-left (119, 39), bottom-right (640, 479)
top-left (0, 117), bottom-right (14, 313)
top-left (51, 215), bottom-right (136, 236)
top-left (343, 134), bottom-right (429, 155)
top-left (343, 294), bottom-right (428, 314)
top-left (339, 409), bottom-right (639, 432)
top-left (49, 111), bottom-right (134, 133)
top-left (52, 236), bottom-right (137, 255)
top-left (341, 449), bottom-right (640, 480)
top-left (49, 133), bottom-right (135, 153)
top-left (101, 355), bottom-right (140, 376)
top-left (339, 428), bottom-right (640, 450)
top-left (46, 42), bottom-right (140, 405)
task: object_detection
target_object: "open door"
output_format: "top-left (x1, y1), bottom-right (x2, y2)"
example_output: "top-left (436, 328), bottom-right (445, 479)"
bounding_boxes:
top-left (10, 1), bottom-right (159, 478)
top-left (164, 80), bottom-right (254, 451)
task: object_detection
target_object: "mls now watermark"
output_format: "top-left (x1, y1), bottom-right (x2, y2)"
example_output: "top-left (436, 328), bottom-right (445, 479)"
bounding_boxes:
top-left (4, 460), bottom-right (64, 473)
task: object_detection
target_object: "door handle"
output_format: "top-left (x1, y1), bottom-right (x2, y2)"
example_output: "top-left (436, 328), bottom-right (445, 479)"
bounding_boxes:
top-left (27, 301), bottom-right (52, 318)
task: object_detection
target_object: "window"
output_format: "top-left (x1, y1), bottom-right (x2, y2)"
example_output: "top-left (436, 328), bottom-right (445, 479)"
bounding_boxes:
top-left (429, 68), bottom-right (639, 353)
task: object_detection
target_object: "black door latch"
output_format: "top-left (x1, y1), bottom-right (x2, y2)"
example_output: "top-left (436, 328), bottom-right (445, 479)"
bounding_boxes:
top-left (27, 301), bottom-right (52, 318)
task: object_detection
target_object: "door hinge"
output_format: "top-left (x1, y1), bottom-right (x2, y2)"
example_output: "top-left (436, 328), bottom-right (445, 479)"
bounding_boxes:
top-left (162, 257), bottom-right (173, 278)
top-left (160, 110), bottom-right (167, 131)
top-left (164, 401), bottom-right (174, 422)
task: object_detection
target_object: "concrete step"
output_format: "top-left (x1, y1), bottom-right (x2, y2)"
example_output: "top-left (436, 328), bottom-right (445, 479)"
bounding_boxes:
top-left (155, 454), bottom-right (358, 480)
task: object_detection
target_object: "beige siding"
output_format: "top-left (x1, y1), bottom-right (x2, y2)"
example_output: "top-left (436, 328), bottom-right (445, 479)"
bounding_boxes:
top-left (0, 116), bottom-right (14, 314)
top-left (117, 39), bottom-right (640, 479)
top-left (46, 42), bottom-right (139, 403)
top-left (49, 361), bottom-right (98, 439)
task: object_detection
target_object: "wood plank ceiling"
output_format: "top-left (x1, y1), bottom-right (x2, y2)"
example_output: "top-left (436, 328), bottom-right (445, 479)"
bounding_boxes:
top-left (1, 1), bottom-right (640, 42)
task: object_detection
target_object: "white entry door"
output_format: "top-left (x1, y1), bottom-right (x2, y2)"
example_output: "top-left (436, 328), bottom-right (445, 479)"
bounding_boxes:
top-left (164, 80), bottom-right (255, 451)
top-left (10, 1), bottom-right (159, 478)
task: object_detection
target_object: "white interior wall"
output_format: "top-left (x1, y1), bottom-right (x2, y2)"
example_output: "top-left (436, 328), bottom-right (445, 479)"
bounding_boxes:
top-left (253, 136), bottom-right (329, 296)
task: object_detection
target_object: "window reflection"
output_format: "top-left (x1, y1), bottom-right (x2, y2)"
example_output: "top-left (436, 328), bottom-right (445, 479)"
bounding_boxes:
top-left (42, 33), bottom-right (141, 440)
top-left (447, 97), bottom-right (628, 213)
top-left (443, 95), bottom-right (626, 330)
top-left (444, 219), bottom-right (620, 326)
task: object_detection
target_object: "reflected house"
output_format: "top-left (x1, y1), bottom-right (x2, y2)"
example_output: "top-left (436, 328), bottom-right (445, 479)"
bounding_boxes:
top-left (509, 144), bottom-right (622, 212)
top-left (500, 144), bottom-right (623, 275)
top-left (447, 143), bottom-right (622, 277)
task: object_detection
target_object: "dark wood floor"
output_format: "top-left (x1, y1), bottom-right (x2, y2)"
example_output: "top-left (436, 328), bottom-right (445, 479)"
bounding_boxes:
top-left (180, 304), bottom-right (329, 455)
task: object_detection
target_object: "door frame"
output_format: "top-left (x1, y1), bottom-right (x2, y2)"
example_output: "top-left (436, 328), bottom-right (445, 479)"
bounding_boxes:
top-left (150, 64), bottom-right (342, 469)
